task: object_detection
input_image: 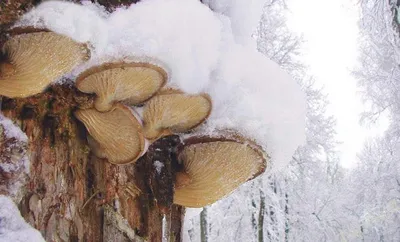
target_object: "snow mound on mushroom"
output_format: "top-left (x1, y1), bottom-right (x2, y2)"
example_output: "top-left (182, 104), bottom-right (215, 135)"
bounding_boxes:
top-left (15, 1), bottom-right (109, 54)
top-left (201, 44), bottom-right (306, 170)
top-left (0, 195), bottom-right (45, 242)
top-left (105, 0), bottom-right (222, 93)
top-left (15, 0), bottom-right (306, 170)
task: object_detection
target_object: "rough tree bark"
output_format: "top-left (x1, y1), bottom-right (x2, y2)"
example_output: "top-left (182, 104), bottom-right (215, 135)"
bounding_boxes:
top-left (0, 1), bottom-right (194, 241)
top-left (200, 207), bottom-right (208, 242)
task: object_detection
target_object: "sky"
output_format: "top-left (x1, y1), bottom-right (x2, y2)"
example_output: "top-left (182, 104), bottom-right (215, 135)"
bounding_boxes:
top-left (286, 0), bottom-right (389, 168)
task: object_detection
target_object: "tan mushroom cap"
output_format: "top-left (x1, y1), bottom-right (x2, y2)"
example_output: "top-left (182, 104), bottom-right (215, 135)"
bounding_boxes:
top-left (0, 30), bottom-right (89, 98)
top-left (75, 104), bottom-right (145, 165)
top-left (142, 93), bottom-right (212, 140)
top-left (76, 62), bottom-right (168, 112)
top-left (174, 140), bottom-right (267, 208)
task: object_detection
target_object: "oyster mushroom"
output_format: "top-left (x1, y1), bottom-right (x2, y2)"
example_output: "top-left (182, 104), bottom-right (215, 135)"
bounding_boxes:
top-left (174, 139), bottom-right (267, 207)
top-left (76, 62), bottom-right (167, 112)
top-left (75, 104), bottom-right (145, 164)
top-left (142, 92), bottom-right (212, 140)
top-left (0, 29), bottom-right (89, 98)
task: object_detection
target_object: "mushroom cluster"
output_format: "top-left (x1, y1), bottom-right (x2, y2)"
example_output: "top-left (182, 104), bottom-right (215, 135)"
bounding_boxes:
top-left (73, 61), bottom-right (214, 165)
top-left (0, 28), bottom-right (269, 208)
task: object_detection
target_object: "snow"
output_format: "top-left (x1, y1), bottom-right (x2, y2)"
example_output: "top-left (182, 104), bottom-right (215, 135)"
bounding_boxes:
top-left (185, 208), bottom-right (203, 221)
top-left (182, 208), bottom-right (203, 242)
top-left (0, 114), bottom-right (28, 143)
top-left (14, 0), bottom-right (306, 170)
top-left (16, 1), bottom-right (109, 55)
top-left (202, 0), bottom-right (266, 47)
top-left (0, 115), bottom-right (29, 197)
top-left (0, 195), bottom-right (45, 242)
top-left (105, 0), bottom-right (222, 93)
top-left (153, 160), bottom-right (164, 174)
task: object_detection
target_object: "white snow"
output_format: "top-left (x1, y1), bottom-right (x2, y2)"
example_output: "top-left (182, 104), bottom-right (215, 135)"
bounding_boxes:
top-left (16, 1), bottom-right (109, 55)
top-left (105, 0), bottom-right (222, 93)
top-left (153, 160), bottom-right (164, 174)
top-left (0, 195), bottom-right (45, 242)
top-left (202, 43), bottom-right (306, 170)
top-left (185, 208), bottom-right (203, 221)
top-left (0, 115), bottom-right (30, 197)
top-left (202, 0), bottom-right (266, 47)
top-left (14, 0), bottom-right (306, 169)
top-left (0, 114), bottom-right (28, 143)
top-left (182, 208), bottom-right (203, 242)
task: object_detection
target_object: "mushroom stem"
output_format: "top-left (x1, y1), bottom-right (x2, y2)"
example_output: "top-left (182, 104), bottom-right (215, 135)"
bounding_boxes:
top-left (76, 62), bottom-right (167, 112)
top-left (175, 171), bottom-right (192, 189)
top-left (143, 125), bottom-right (173, 141)
top-left (94, 96), bottom-right (114, 112)
top-left (0, 62), bottom-right (15, 78)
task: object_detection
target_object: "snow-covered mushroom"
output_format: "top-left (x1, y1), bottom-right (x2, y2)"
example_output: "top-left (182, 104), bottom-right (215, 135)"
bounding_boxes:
top-left (174, 138), bottom-right (267, 208)
top-left (0, 29), bottom-right (89, 98)
top-left (142, 92), bottom-right (212, 140)
top-left (76, 62), bottom-right (168, 112)
top-left (74, 104), bottom-right (145, 164)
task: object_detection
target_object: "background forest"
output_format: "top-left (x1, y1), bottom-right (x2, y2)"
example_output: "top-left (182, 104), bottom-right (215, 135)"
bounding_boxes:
top-left (185, 0), bottom-right (400, 241)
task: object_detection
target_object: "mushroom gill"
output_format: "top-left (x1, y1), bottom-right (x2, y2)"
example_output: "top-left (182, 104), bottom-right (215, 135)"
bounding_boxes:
top-left (173, 140), bottom-right (267, 208)
top-left (75, 104), bottom-right (145, 164)
top-left (142, 93), bottom-right (212, 140)
top-left (76, 62), bottom-right (167, 112)
top-left (0, 30), bottom-right (89, 98)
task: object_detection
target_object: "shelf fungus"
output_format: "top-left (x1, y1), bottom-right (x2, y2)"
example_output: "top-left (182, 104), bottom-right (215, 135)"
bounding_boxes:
top-left (174, 138), bottom-right (267, 208)
top-left (76, 62), bottom-right (168, 112)
top-left (142, 92), bottom-right (212, 140)
top-left (75, 104), bottom-right (145, 164)
top-left (0, 29), bottom-right (89, 98)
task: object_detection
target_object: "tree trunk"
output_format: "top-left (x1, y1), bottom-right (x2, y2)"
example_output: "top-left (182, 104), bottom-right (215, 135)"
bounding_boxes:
top-left (200, 207), bottom-right (208, 242)
top-left (0, 85), bottom-right (181, 242)
top-left (284, 179), bottom-right (289, 242)
top-left (0, 1), bottom-right (191, 241)
top-left (258, 192), bottom-right (265, 242)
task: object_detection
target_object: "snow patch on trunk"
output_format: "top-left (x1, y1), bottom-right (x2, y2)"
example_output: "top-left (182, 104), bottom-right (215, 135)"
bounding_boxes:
top-left (0, 115), bottom-right (28, 143)
top-left (0, 195), bottom-right (45, 242)
top-left (153, 160), bottom-right (164, 174)
top-left (0, 115), bottom-right (29, 199)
